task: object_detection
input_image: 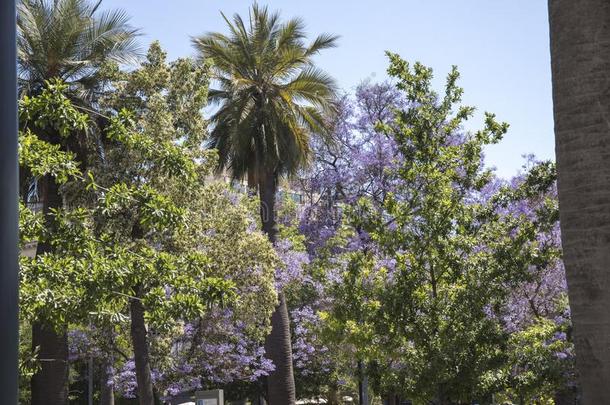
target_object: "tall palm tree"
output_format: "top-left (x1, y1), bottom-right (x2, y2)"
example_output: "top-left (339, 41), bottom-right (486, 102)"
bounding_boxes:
top-left (193, 5), bottom-right (338, 403)
top-left (548, 0), bottom-right (610, 403)
top-left (18, 0), bottom-right (140, 97)
top-left (17, 1), bottom-right (139, 404)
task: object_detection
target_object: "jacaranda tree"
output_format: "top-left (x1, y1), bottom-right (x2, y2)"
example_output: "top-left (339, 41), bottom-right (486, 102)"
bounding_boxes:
top-left (299, 56), bottom-right (574, 404)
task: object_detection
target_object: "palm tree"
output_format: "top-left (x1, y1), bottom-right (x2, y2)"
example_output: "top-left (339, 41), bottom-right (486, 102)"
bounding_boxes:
top-left (193, 5), bottom-right (338, 403)
top-left (18, 0), bottom-right (140, 97)
top-left (548, 0), bottom-right (610, 403)
top-left (17, 1), bottom-right (139, 404)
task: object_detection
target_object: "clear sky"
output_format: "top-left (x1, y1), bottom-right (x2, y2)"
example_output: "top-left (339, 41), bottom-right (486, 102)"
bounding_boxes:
top-left (102, 0), bottom-right (554, 179)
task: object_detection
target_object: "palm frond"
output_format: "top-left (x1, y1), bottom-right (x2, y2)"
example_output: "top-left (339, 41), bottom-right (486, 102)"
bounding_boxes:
top-left (194, 4), bottom-right (338, 180)
top-left (17, 0), bottom-right (141, 97)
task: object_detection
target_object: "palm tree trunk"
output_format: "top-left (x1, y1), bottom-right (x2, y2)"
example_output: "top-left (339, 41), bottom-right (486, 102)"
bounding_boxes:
top-left (264, 292), bottom-right (296, 405)
top-left (259, 171), bottom-right (279, 244)
top-left (130, 288), bottom-right (155, 405)
top-left (259, 171), bottom-right (296, 404)
top-left (548, 0), bottom-right (610, 403)
top-left (31, 175), bottom-right (69, 405)
top-left (248, 168), bottom-right (258, 196)
top-left (31, 322), bottom-right (69, 405)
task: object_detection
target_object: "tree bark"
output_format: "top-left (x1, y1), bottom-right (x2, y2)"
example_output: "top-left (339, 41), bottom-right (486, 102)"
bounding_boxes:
top-left (327, 385), bottom-right (340, 405)
top-left (548, 0), bottom-right (610, 403)
top-left (358, 360), bottom-right (369, 405)
top-left (31, 175), bottom-right (69, 405)
top-left (259, 171), bottom-right (279, 244)
top-left (100, 356), bottom-right (115, 405)
top-left (385, 394), bottom-right (397, 405)
top-left (31, 322), bottom-right (69, 405)
top-left (554, 387), bottom-right (577, 405)
top-left (435, 385), bottom-right (451, 405)
top-left (259, 171), bottom-right (296, 404)
top-left (264, 292), bottom-right (296, 405)
top-left (247, 168), bottom-right (258, 196)
top-left (130, 288), bottom-right (155, 405)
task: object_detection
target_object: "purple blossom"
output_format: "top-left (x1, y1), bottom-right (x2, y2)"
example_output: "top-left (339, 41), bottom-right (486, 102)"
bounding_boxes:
top-left (275, 238), bottom-right (310, 289)
top-left (291, 306), bottom-right (333, 377)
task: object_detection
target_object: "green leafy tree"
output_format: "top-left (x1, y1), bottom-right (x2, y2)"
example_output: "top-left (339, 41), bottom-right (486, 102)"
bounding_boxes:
top-left (369, 54), bottom-right (511, 403)
top-left (17, 2), bottom-right (140, 402)
top-left (192, 5), bottom-right (338, 404)
top-left (499, 317), bottom-right (573, 404)
top-left (19, 80), bottom-right (96, 405)
top-left (93, 43), bottom-right (278, 404)
top-left (320, 54), bottom-right (562, 404)
top-left (18, 44), bottom-right (278, 405)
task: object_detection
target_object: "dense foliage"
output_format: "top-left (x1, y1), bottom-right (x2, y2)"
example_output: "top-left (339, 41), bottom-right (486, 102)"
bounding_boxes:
top-left (18, 44), bottom-right (278, 403)
top-left (16, 2), bottom-right (577, 404)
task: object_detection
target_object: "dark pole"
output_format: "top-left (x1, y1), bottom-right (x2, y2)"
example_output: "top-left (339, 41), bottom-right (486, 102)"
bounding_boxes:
top-left (0, 0), bottom-right (19, 403)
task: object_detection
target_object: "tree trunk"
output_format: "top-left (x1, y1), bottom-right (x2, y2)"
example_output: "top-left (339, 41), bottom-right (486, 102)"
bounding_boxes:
top-left (548, 0), bottom-right (610, 403)
top-left (100, 327), bottom-right (115, 405)
top-left (259, 171), bottom-right (296, 404)
top-left (259, 171), bottom-right (279, 244)
top-left (385, 394), bottom-right (397, 405)
top-left (264, 292), bottom-right (296, 405)
top-left (358, 360), bottom-right (369, 405)
top-left (31, 322), bottom-right (68, 405)
top-left (247, 168), bottom-right (258, 196)
top-left (327, 385), bottom-right (340, 405)
top-left (100, 357), bottom-right (115, 405)
top-left (435, 385), bottom-right (451, 405)
top-left (130, 289), bottom-right (155, 405)
top-left (31, 175), bottom-right (69, 405)
top-left (88, 356), bottom-right (94, 405)
top-left (554, 387), bottom-right (577, 405)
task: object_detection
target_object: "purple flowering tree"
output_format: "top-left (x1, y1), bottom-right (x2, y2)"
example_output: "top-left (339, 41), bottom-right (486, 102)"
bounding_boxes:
top-left (296, 55), bottom-right (576, 404)
top-left (289, 81), bottom-right (407, 404)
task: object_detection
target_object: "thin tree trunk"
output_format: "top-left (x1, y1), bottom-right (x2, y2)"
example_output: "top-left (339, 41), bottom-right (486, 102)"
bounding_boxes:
top-left (264, 292), bottom-right (296, 405)
top-left (548, 0), bottom-right (610, 403)
top-left (327, 385), bottom-right (340, 405)
top-left (358, 360), bottom-right (369, 405)
top-left (31, 175), bottom-right (69, 405)
top-left (130, 288), bottom-right (155, 405)
top-left (385, 394), bottom-right (397, 405)
top-left (100, 327), bottom-right (115, 405)
top-left (88, 356), bottom-right (94, 405)
top-left (435, 385), bottom-right (450, 405)
top-left (100, 356), bottom-right (115, 405)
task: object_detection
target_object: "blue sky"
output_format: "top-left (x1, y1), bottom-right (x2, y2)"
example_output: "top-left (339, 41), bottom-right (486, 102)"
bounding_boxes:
top-left (102, 0), bottom-right (553, 179)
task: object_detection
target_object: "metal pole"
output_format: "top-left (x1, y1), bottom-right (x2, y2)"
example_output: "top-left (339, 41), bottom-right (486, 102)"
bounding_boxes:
top-left (0, 0), bottom-right (19, 403)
